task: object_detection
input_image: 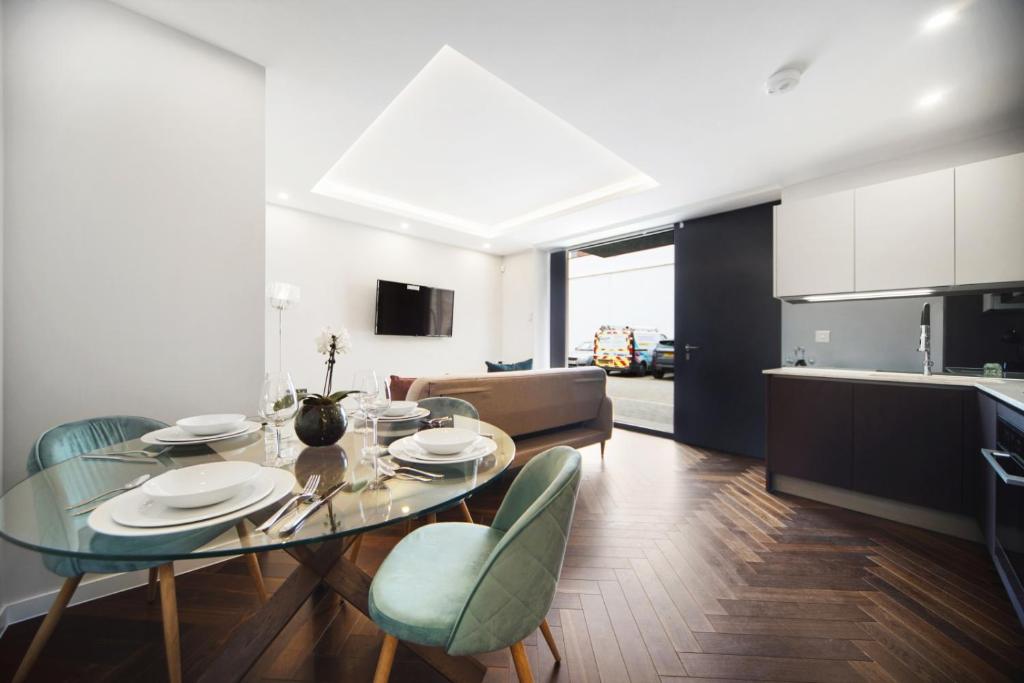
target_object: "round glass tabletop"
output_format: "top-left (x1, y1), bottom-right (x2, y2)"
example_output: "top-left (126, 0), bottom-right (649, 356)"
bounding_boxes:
top-left (0, 416), bottom-right (514, 562)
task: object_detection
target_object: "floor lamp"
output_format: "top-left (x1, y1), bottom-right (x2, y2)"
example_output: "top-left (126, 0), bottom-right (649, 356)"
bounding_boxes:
top-left (268, 282), bottom-right (301, 371)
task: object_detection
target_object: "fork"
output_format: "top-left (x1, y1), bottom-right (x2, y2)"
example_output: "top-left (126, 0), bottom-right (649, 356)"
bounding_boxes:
top-left (256, 474), bottom-right (320, 532)
top-left (383, 461), bottom-right (442, 479)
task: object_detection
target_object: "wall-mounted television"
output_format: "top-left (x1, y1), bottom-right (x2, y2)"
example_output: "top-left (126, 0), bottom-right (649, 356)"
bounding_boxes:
top-left (374, 279), bottom-right (454, 337)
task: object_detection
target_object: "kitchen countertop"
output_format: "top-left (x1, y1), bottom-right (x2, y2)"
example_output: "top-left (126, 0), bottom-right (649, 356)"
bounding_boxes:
top-left (764, 367), bottom-right (1024, 412)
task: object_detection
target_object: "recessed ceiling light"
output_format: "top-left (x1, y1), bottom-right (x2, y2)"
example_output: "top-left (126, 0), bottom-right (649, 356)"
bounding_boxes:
top-left (916, 89), bottom-right (947, 110)
top-left (277, 192), bottom-right (290, 201)
top-left (921, 4), bottom-right (963, 33)
top-left (482, 243), bottom-right (492, 249)
top-left (400, 222), bottom-right (410, 229)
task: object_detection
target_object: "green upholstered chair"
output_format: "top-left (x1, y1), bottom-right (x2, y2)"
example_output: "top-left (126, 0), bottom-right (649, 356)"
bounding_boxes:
top-left (14, 416), bottom-right (267, 683)
top-left (417, 396), bottom-right (480, 422)
top-left (368, 445), bottom-right (583, 682)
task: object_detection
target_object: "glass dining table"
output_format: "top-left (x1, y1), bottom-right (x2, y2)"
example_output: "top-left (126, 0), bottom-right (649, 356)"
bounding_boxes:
top-left (0, 415), bottom-right (514, 683)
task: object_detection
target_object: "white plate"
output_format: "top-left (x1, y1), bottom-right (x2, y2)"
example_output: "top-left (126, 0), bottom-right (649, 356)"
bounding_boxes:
top-left (389, 435), bottom-right (497, 464)
top-left (142, 461), bottom-right (262, 508)
top-left (88, 467), bottom-right (296, 537)
top-left (176, 413), bottom-right (247, 436)
top-left (414, 427), bottom-right (478, 454)
top-left (141, 421), bottom-right (261, 445)
top-left (350, 406), bottom-right (430, 423)
top-left (384, 401), bottom-right (418, 417)
top-left (111, 469), bottom-right (276, 527)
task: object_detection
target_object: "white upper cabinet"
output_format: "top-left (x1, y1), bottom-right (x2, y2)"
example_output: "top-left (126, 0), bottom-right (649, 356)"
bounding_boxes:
top-left (774, 190), bottom-right (855, 297)
top-left (955, 152), bottom-right (1024, 286)
top-left (854, 169), bottom-right (954, 292)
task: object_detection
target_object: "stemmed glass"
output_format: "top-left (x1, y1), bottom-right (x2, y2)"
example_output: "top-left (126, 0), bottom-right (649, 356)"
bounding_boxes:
top-left (258, 371), bottom-right (299, 465)
top-left (353, 371), bottom-right (391, 488)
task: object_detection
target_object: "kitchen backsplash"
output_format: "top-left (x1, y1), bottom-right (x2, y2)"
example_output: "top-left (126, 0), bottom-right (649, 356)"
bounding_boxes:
top-left (780, 296), bottom-right (944, 372)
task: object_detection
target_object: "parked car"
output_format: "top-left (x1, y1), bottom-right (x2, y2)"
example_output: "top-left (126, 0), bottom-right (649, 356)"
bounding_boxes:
top-left (652, 339), bottom-right (674, 379)
top-left (567, 341), bottom-right (594, 367)
top-left (593, 326), bottom-right (666, 376)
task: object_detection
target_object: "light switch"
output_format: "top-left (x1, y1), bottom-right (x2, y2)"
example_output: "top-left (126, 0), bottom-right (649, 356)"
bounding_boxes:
top-left (815, 330), bottom-right (831, 343)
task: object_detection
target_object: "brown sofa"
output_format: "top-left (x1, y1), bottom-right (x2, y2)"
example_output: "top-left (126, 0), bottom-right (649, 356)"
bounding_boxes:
top-left (406, 367), bottom-right (612, 467)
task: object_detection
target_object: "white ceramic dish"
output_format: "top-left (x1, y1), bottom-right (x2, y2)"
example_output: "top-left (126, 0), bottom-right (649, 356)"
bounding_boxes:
top-left (88, 468), bottom-right (295, 537)
top-left (350, 406), bottom-right (430, 422)
top-left (141, 421), bottom-right (260, 446)
top-left (111, 469), bottom-right (276, 527)
top-left (389, 435), bottom-right (496, 464)
top-left (384, 401), bottom-right (418, 417)
top-left (413, 428), bottom-right (479, 455)
top-left (141, 461), bottom-right (261, 508)
top-left (176, 413), bottom-right (247, 436)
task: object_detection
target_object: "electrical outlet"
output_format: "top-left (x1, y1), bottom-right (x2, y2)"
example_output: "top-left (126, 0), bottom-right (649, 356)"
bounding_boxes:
top-left (815, 330), bottom-right (831, 343)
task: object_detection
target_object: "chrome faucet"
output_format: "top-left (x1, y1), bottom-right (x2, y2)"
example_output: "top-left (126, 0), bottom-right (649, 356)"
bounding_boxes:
top-left (918, 302), bottom-right (933, 376)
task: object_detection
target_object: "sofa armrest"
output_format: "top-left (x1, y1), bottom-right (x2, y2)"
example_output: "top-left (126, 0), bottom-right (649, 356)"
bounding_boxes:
top-left (585, 395), bottom-right (613, 439)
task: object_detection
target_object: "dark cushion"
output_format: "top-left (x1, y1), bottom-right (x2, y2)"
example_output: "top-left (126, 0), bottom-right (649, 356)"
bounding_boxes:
top-left (389, 375), bottom-right (417, 400)
top-left (485, 359), bottom-right (533, 373)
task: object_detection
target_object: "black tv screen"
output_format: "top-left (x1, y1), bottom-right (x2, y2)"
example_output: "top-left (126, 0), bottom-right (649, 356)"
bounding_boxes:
top-left (375, 279), bottom-right (454, 337)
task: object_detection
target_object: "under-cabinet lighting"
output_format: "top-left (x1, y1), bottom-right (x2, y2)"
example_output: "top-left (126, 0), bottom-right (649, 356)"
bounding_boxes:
top-left (803, 289), bottom-right (935, 302)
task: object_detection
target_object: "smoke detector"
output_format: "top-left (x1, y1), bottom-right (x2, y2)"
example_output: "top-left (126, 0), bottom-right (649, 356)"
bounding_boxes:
top-left (765, 68), bottom-right (802, 95)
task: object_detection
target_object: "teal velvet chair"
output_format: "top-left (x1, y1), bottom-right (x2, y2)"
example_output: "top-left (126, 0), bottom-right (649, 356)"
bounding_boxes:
top-left (14, 416), bottom-right (267, 683)
top-left (417, 396), bottom-right (480, 524)
top-left (368, 445), bottom-right (583, 682)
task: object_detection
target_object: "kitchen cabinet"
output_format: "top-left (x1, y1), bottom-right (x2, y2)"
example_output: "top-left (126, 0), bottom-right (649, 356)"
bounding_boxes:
top-left (855, 169), bottom-right (955, 292)
top-left (774, 190), bottom-right (855, 297)
top-left (852, 382), bottom-right (967, 513)
top-left (955, 152), bottom-right (1024, 286)
top-left (766, 377), bottom-right (853, 488)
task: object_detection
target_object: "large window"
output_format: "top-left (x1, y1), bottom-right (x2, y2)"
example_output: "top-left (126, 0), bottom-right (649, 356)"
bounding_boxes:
top-left (566, 231), bottom-right (674, 433)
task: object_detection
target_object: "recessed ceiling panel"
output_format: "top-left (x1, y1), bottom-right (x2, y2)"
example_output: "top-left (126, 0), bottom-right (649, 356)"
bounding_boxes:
top-left (312, 45), bottom-right (657, 236)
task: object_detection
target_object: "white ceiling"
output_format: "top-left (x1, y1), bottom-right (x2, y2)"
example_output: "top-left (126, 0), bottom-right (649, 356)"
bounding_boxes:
top-left (114, 0), bottom-right (1024, 254)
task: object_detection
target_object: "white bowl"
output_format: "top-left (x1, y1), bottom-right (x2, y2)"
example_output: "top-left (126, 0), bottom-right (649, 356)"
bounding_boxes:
top-left (384, 401), bottom-right (418, 417)
top-left (176, 413), bottom-right (247, 436)
top-left (142, 461), bottom-right (262, 508)
top-left (413, 427), bottom-right (478, 455)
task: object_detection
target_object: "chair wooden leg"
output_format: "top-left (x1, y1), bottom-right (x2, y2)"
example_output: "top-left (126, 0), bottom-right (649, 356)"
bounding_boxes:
top-left (12, 575), bottom-right (82, 683)
top-left (235, 522), bottom-right (268, 603)
top-left (373, 633), bottom-right (399, 683)
top-left (147, 566), bottom-right (159, 603)
top-left (158, 564), bottom-right (182, 683)
top-left (600, 441), bottom-right (606, 459)
top-left (459, 500), bottom-right (474, 523)
top-left (426, 512), bottom-right (438, 524)
top-left (348, 534), bottom-right (364, 564)
top-left (510, 641), bottom-right (535, 683)
top-left (539, 618), bottom-right (560, 662)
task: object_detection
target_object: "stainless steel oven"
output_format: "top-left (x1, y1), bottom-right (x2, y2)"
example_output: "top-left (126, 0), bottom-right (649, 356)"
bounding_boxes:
top-left (983, 413), bottom-right (1024, 626)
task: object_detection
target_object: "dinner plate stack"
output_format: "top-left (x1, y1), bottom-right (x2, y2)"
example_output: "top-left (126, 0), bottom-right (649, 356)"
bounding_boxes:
top-left (87, 462), bottom-right (295, 537)
top-left (140, 414), bottom-right (262, 446)
top-left (388, 430), bottom-right (497, 465)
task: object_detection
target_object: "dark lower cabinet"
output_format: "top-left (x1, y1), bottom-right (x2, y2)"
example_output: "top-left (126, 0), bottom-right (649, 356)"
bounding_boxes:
top-left (852, 383), bottom-right (967, 513)
top-left (766, 377), bottom-right (853, 488)
top-left (766, 375), bottom-right (981, 515)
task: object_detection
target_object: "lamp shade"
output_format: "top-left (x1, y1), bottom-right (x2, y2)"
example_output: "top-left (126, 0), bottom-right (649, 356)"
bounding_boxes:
top-left (268, 281), bottom-right (301, 309)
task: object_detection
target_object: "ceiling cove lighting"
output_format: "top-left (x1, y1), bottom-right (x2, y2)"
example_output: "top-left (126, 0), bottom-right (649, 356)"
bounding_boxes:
top-left (803, 289), bottom-right (936, 302)
top-left (276, 192), bottom-right (291, 201)
top-left (312, 45), bottom-right (657, 238)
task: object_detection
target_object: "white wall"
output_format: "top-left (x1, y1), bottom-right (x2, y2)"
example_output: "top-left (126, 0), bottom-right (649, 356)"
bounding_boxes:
top-left (500, 249), bottom-right (549, 366)
top-left (266, 205), bottom-right (503, 387)
top-left (3, 0), bottom-right (264, 615)
top-left (0, 0), bottom-right (6, 630)
top-left (567, 246), bottom-right (674, 352)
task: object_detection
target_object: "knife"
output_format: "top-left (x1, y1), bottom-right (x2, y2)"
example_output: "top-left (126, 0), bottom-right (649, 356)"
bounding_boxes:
top-left (278, 480), bottom-right (362, 536)
top-left (82, 455), bottom-right (160, 464)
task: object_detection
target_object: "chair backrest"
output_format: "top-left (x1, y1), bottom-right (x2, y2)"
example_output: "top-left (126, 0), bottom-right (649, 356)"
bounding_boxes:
top-left (417, 396), bottom-right (479, 422)
top-left (446, 446), bottom-right (582, 655)
top-left (29, 415), bottom-right (168, 474)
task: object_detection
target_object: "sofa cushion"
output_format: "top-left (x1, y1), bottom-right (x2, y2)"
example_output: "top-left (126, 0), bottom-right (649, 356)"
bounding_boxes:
top-left (485, 359), bottom-right (533, 372)
top-left (389, 375), bottom-right (417, 401)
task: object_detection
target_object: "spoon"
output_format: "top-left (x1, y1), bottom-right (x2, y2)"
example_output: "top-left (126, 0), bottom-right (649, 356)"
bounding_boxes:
top-left (64, 474), bottom-right (152, 510)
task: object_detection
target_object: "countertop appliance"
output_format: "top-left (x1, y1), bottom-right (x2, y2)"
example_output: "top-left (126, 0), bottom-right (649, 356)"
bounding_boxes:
top-left (983, 411), bottom-right (1024, 627)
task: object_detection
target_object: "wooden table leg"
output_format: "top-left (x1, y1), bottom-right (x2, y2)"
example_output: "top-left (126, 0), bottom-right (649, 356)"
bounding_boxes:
top-left (12, 575), bottom-right (82, 683)
top-left (158, 564), bottom-right (182, 683)
top-left (458, 500), bottom-right (474, 524)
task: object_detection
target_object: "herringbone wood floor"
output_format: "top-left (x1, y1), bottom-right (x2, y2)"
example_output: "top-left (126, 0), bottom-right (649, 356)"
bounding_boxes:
top-left (2, 429), bottom-right (1023, 682)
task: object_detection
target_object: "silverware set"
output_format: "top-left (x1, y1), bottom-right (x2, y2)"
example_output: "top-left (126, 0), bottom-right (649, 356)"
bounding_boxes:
top-left (82, 446), bottom-right (172, 464)
top-left (66, 474), bottom-right (152, 514)
top-left (256, 474), bottom-right (320, 532)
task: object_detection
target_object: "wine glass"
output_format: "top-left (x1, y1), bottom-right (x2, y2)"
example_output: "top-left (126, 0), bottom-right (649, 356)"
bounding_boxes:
top-left (258, 371), bottom-right (298, 465)
top-left (353, 371), bottom-right (391, 487)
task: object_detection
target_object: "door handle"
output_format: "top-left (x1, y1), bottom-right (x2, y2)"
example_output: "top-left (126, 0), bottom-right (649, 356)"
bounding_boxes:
top-left (683, 344), bottom-right (700, 361)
